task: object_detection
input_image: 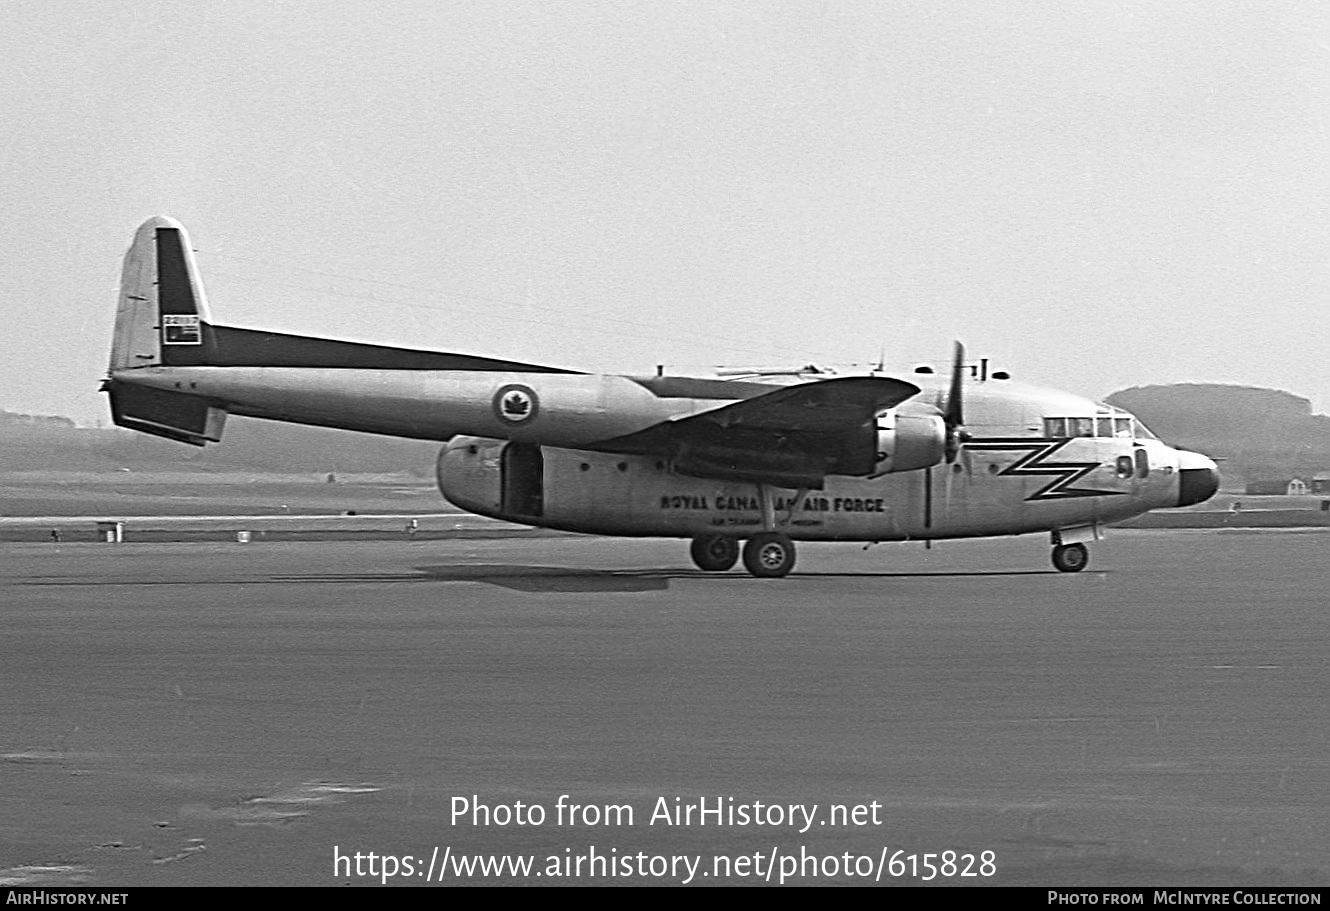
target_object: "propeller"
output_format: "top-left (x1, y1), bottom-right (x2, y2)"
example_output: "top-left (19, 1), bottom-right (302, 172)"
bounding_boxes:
top-left (943, 340), bottom-right (969, 462)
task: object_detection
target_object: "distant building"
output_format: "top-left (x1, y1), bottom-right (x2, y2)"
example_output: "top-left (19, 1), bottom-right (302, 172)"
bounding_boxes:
top-left (1245, 477), bottom-right (1309, 496)
top-left (1313, 473), bottom-right (1330, 495)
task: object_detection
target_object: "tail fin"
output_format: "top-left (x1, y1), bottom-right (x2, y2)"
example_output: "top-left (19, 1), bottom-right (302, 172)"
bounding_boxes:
top-left (104, 216), bottom-right (225, 445)
top-left (109, 215), bottom-right (214, 370)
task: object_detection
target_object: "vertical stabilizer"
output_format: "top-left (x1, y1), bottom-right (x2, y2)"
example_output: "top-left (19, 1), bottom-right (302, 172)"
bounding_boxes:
top-left (105, 216), bottom-right (226, 445)
top-left (108, 215), bottom-right (214, 371)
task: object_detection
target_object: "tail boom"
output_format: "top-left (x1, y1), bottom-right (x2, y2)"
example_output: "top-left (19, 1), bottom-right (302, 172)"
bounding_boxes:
top-left (104, 215), bottom-right (577, 446)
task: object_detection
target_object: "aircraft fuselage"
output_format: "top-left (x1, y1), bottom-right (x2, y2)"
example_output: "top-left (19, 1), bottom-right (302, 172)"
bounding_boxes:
top-left (435, 376), bottom-right (1198, 542)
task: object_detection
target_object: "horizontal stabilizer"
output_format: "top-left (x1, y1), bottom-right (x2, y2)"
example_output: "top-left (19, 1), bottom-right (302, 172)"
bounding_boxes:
top-left (104, 380), bottom-right (226, 446)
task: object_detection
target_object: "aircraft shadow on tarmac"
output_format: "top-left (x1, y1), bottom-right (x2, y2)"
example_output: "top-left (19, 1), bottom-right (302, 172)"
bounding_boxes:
top-left (268, 564), bottom-right (1074, 592)
top-left (401, 564), bottom-right (1069, 592)
top-left (413, 563), bottom-right (672, 592)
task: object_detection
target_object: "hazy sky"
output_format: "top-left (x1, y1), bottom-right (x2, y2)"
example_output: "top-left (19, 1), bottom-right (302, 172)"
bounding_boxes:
top-left (3, 1), bottom-right (1328, 426)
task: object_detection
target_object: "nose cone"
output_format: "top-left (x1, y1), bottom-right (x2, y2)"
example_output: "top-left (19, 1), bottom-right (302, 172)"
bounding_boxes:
top-left (1176, 451), bottom-right (1220, 507)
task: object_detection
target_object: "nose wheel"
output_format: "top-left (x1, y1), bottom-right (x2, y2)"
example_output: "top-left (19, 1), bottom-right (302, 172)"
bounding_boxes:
top-left (689, 535), bottom-right (739, 572)
top-left (742, 532), bottom-right (796, 578)
top-left (1051, 542), bottom-right (1089, 573)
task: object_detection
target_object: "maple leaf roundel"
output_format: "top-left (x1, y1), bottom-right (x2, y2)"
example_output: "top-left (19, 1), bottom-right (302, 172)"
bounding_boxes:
top-left (492, 384), bottom-right (539, 425)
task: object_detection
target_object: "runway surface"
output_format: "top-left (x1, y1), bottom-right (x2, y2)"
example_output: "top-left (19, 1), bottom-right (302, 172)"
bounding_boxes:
top-left (2, 529), bottom-right (1328, 887)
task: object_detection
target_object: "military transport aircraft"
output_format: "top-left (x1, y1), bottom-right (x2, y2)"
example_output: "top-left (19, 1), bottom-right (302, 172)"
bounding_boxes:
top-left (102, 216), bottom-right (1219, 577)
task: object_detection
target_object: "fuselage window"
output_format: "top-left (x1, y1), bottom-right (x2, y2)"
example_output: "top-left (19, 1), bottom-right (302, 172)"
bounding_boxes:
top-left (1095, 417), bottom-right (1115, 438)
top-left (1134, 448), bottom-right (1150, 479)
top-left (1072, 418), bottom-right (1095, 438)
top-left (1115, 455), bottom-right (1135, 479)
top-left (1114, 417), bottom-right (1132, 438)
top-left (1044, 417), bottom-right (1069, 438)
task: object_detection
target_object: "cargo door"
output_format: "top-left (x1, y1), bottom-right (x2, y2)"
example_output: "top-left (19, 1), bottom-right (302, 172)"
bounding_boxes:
top-left (501, 443), bottom-right (544, 518)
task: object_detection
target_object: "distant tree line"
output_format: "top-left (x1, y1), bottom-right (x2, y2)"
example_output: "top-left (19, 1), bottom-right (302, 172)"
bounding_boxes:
top-left (0, 409), bottom-right (439, 475)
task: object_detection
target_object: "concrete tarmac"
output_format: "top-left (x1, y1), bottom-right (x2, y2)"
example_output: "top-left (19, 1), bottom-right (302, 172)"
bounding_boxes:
top-left (2, 529), bottom-right (1327, 887)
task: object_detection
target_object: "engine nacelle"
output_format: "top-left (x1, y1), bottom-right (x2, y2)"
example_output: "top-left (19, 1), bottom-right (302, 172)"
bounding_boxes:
top-left (874, 410), bottom-right (946, 474)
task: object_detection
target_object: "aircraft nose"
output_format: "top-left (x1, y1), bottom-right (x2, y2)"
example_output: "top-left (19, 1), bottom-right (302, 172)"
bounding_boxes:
top-left (1176, 451), bottom-right (1220, 507)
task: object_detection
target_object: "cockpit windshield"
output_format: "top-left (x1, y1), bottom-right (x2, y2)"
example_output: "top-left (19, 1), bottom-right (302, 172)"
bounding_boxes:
top-left (1043, 409), bottom-right (1158, 440)
top-left (1131, 418), bottom-right (1159, 441)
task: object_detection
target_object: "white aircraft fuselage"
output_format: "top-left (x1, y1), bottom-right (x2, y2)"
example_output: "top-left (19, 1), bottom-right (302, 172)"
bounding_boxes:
top-left (435, 378), bottom-right (1205, 542)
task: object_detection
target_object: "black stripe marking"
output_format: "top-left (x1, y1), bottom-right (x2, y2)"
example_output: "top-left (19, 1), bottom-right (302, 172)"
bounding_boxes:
top-left (965, 438), bottom-right (1128, 501)
top-left (155, 228), bottom-right (198, 316)
top-left (160, 323), bottom-right (581, 372)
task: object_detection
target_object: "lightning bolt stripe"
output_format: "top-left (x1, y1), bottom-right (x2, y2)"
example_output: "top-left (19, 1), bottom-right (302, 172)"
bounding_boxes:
top-left (963, 437), bottom-right (1129, 501)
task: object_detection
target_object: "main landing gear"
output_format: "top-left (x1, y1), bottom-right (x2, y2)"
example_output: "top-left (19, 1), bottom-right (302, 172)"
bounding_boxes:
top-left (689, 532), bottom-right (797, 578)
top-left (689, 534), bottom-right (739, 572)
top-left (1051, 542), bottom-right (1089, 573)
top-left (742, 532), bottom-right (796, 578)
top-left (689, 483), bottom-right (802, 578)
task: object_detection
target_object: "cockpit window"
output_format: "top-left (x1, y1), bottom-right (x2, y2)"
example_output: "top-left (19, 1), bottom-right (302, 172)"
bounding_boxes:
top-left (1132, 419), bottom-right (1159, 441)
top-left (1044, 412), bottom-right (1146, 440)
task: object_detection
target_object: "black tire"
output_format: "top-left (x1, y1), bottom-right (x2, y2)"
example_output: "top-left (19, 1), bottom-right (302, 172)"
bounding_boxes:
top-left (1052, 542), bottom-right (1089, 573)
top-left (690, 535), bottom-right (739, 572)
top-left (742, 532), bottom-right (796, 578)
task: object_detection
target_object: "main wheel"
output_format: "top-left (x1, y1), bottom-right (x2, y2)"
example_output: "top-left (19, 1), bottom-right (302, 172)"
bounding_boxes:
top-left (1051, 542), bottom-right (1089, 573)
top-left (690, 535), bottom-right (739, 572)
top-left (742, 532), bottom-right (796, 578)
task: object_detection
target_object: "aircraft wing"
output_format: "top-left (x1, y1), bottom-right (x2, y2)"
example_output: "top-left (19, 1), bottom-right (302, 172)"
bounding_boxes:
top-left (597, 376), bottom-right (919, 488)
top-left (675, 375), bottom-right (917, 432)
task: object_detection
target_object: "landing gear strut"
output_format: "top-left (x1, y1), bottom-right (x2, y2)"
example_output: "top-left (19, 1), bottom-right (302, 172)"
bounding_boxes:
top-left (1051, 542), bottom-right (1089, 573)
top-left (689, 535), bottom-right (739, 572)
top-left (742, 532), bottom-right (796, 578)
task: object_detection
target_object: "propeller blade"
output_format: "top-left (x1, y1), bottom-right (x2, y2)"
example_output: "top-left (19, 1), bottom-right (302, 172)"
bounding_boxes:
top-left (945, 340), bottom-right (965, 429)
top-left (944, 340), bottom-right (968, 462)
